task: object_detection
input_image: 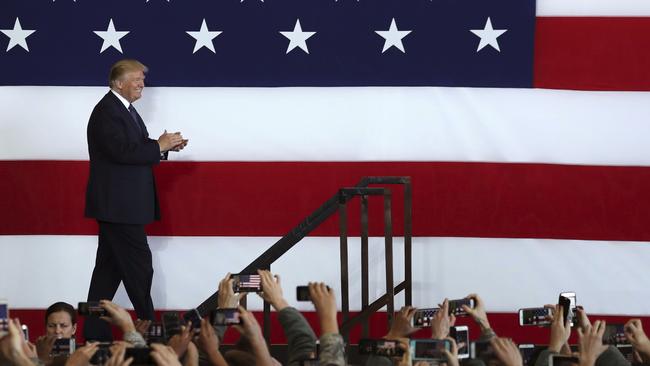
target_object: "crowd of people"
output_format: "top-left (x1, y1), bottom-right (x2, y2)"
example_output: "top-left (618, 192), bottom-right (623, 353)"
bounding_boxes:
top-left (1, 270), bottom-right (649, 366)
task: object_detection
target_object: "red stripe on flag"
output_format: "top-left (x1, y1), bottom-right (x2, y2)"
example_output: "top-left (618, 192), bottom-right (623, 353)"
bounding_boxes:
top-left (534, 17), bottom-right (650, 91)
top-left (3, 161), bottom-right (650, 240)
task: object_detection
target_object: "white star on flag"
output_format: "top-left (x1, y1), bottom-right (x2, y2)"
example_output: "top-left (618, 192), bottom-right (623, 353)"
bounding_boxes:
top-left (93, 19), bottom-right (129, 53)
top-left (279, 19), bottom-right (316, 54)
top-left (1, 18), bottom-right (36, 52)
top-left (470, 17), bottom-right (507, 52)
top-left (186, 19), bottom-right (222, 54)
top-left (375, 18), bottom-right (412, 53)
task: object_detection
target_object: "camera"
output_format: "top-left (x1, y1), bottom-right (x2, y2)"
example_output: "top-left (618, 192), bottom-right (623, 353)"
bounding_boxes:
top-left (358, 339), bottom-right (404, 357)
top-left (78, 302), bottom-right (108, 317)
top-left (211, 308), bottom-right (242, 326)
top-left (232, 274), bottom-right (262, 293)
top-left (519, 307), bottom-right (553, 326)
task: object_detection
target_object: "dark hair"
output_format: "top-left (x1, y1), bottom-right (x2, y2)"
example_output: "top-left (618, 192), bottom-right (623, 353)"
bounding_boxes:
top-left (45, 302), bottom-right (77, 325)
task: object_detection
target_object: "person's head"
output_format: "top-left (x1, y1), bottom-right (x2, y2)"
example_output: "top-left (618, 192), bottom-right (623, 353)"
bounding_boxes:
top-left (109, 59), bottom-right (148, 103)
top-left (45, 302), bottom-right (77, 338)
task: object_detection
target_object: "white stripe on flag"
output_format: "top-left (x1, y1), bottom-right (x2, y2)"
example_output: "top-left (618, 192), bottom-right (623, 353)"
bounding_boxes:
top-left (1, 86), bottom-right (650, 166)
top-left (2, 235), bottom-right (650, 315)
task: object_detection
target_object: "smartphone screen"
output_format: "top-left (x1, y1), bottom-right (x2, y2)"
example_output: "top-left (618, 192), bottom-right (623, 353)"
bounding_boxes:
top-left (603, 324), bottom-right (627, 345)
top-left (452, 326), bottom-right (469, 359)
top-left (411, 308), bottom-right (438, 328)
top-left (519, 307), bottom-right (552, 326)
top-left (0, 301), bottom-right (8, 334)
top-left (211, 308), bottom-right (241, 326)
top-left (297, 286), bottom-right (310, 301)
top-left (232, 274), bottom-right (262, 292)
top-left (448, 298), bottom-right (474, 316)
top-left (411, 339), bottom-right (450, 361)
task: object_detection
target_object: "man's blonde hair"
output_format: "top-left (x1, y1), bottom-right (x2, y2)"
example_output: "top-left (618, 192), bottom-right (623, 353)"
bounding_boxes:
top-left (109, 59), bottom-right (148, 88)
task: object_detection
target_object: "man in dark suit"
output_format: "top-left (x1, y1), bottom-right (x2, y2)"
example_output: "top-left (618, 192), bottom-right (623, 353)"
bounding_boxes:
top-left (84, 59), bottom-right (187, 339)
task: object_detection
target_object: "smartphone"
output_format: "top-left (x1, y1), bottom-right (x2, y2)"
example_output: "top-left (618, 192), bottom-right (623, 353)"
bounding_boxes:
top-left (616, 344), bottom-right (639, 365)
top-left (451, 325), bottom-right (469, 359)
top-left (211, 308), bottom-right (242, 326)
top-left (448, 298), bottom-right (475, 316)
top-left (297, 286), bottom-right (311, 301)
top-left (51, 338), bottom-right (76, 357)
top-left (519, 344), bottom-right (546, 366)
top-left (558, 292), bottom-right (576, 327)
top-left (549, 354), bottom-right (579, 366)
top-left (125, 347), bottom-right (154, 365)
top-left (162, 311), bottom-right (181, 339)
top-left (411, 308), bottom-right (439, 328)
top-left (90, 342), bottom-right (112, 365)
top-left (410, 339), bottom-right (451, 362)
top-left (182, 309), bottom-right (202, 331)
top-left (358, 339), bottom-right (404, 357)
top-left (519, 307), bottom-right (553, 326)
top-left (603, 324), bottom-right (627, 345)
top-left (78, 302), bottom-right (108, 317)
top-left (232, 273), bottom-right (262, 293)
top-left (0, 300), bottom-right (8, 336)
top-left (144, 322), bottom-right (165, 344)
top-left (21, 324), bottom-right (28, 341)
top-left (471, 340), bottom-right (497, 362)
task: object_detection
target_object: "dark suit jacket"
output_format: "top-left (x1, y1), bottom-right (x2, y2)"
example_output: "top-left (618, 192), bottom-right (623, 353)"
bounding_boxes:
top-left (85, 91), bottom-right (161, 225)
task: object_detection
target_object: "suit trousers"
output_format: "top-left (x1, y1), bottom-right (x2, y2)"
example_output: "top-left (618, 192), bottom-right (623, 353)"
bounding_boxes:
top-left (85, 221), bottom-right (155, 340)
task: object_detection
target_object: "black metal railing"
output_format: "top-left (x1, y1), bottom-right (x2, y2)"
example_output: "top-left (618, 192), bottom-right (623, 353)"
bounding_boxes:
top-left (194, 176), bottom-right (412, 342)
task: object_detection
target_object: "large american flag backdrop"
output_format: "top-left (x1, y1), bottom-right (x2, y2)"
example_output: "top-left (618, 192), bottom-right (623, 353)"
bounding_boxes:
top-left (2, 0), bottom-right (650, 343)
